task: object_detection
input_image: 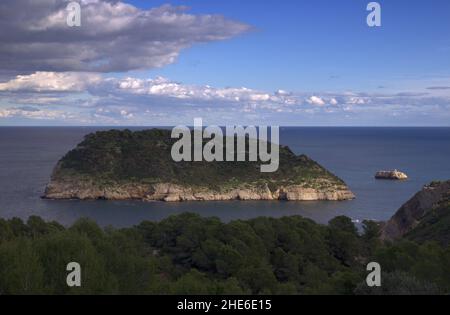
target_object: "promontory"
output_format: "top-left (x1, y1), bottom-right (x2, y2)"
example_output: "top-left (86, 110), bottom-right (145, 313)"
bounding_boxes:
top-left (44, 129), bottom-right (355, 202)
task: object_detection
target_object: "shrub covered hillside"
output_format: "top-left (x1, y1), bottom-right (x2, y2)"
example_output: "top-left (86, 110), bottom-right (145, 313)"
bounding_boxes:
top-left (405, 190), bottom-right (450, 247)
top-left (0, 214), bottom-right (449, 295)
top-left (53, 129), bottom-right (346, 191)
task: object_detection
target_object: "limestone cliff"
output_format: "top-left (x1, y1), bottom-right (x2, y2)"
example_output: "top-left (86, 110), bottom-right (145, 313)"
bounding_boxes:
top-left (45, 179), bottom-right (355, 202)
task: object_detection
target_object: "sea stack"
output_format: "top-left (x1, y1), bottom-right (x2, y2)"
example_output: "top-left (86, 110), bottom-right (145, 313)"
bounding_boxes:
top-left (375, 170), bottom-right (408, 180)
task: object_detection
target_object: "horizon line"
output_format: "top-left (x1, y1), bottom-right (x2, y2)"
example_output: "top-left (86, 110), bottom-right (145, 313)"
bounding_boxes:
top-left (1, 125), bottom-right (450, 128)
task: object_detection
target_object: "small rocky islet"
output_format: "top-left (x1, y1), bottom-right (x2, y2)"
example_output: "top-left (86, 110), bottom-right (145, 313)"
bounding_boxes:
top-left (375, 170), bottom-right (408, 180)
top-left (43, 129), bottom-right (355, 202)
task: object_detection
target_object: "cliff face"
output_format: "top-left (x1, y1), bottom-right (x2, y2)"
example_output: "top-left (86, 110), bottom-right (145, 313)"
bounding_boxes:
top-left (381, 181), bottom-right (450, 240)
top-left (43, 129), bottom-right (355, 202)
top-left (45, 180), bottom-right (355, 202)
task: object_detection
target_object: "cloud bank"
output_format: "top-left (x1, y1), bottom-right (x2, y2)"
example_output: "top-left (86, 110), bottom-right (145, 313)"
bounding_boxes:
top-left (0, 0), bottom-right (250, 73)
top-left (1, 71), bottom-right (449, 126)
top-left (0, 1), bottom-right (449, 126)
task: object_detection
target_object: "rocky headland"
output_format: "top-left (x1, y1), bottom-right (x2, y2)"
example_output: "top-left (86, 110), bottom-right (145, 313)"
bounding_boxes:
top-left (381, 180), bottom-right (450, 244)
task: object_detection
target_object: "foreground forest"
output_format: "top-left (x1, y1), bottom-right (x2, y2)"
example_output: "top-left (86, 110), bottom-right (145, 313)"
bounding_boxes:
top-left (0, 213), bottom-right (449, 295)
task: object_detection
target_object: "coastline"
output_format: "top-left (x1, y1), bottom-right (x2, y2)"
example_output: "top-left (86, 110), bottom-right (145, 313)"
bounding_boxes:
top-left (44, 179), bottom-right (355, 202)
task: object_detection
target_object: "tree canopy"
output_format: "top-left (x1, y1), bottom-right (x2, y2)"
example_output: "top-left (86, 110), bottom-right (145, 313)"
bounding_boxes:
top-left (0, 213), bottom-right (448, 295)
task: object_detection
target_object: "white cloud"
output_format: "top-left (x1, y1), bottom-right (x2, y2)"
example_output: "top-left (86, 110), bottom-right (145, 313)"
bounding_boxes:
top-left (1, 72), bottom-right (450, 126)
top-left (306, 96), bottom-right (326, 106)
top-left (116, 76), bottom-right (293, 104)
top-left (0, 107), bottom-right (65, 120)
top-left (346, 96), bottom-right (367, 105)
top-left (0, 72), bottom-right (101, 92)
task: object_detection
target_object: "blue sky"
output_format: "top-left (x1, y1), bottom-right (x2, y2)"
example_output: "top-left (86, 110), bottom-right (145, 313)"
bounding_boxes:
top-left (133, 0), bottom-right (450, 92)
top-left (0, 0), bottom-right (449, 126)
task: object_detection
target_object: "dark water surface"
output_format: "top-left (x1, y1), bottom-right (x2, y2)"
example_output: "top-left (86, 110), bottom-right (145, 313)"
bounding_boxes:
top-left (1, 127), bottom-right (449, 227)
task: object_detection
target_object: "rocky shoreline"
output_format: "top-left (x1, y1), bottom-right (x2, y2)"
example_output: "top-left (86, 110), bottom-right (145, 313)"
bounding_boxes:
top-left (44, 179), bottom-right (355, 202)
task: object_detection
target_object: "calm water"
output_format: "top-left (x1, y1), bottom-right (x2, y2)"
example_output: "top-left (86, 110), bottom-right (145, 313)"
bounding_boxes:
top-left (0, 127), bottom-right (449, 227)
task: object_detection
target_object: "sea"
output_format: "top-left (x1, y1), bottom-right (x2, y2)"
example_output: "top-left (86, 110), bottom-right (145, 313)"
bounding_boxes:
top-left (0, 127), bottom-right (449, 227)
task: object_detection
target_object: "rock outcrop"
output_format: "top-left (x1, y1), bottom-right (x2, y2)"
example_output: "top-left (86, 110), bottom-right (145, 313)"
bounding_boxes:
top-left (381, 181), bottom-right (450, 240)
top-left (375, 170), bottom-right (408, 180)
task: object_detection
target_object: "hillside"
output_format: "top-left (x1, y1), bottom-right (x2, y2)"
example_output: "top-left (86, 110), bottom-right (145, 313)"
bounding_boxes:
top-left (381, 180), bottom-right (450, 244)
top-left (44, 129), bottom-right (354, 202)
top-left (405, 191), bottom-right (450, 246)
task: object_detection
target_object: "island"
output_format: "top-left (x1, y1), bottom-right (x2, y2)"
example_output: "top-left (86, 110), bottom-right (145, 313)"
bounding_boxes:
top-left (375, 170), bottom-right (408, 180)
top-left (43, 129), bottom-right (355, 202)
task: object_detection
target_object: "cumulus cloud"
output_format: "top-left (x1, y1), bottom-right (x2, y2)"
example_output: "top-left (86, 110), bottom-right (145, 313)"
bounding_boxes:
top-left (0, 72), bottom-right (101, 92)
top-left (0, 0), bottom-right (250, 73)
top-left (116, 76), bottom-right (292, 104)
top-left (306, 96), bottom-right (326, 106)
top-left (0, 107), bottom-right (66, 120)
top-left (346, 96), bottom-right (367, 105)
top-left (1, 71), bottom-right (450, 126)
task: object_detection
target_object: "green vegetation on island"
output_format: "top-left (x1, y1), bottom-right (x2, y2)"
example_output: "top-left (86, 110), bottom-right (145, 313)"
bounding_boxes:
top-left (44, 129), bottom-right (354, 201)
